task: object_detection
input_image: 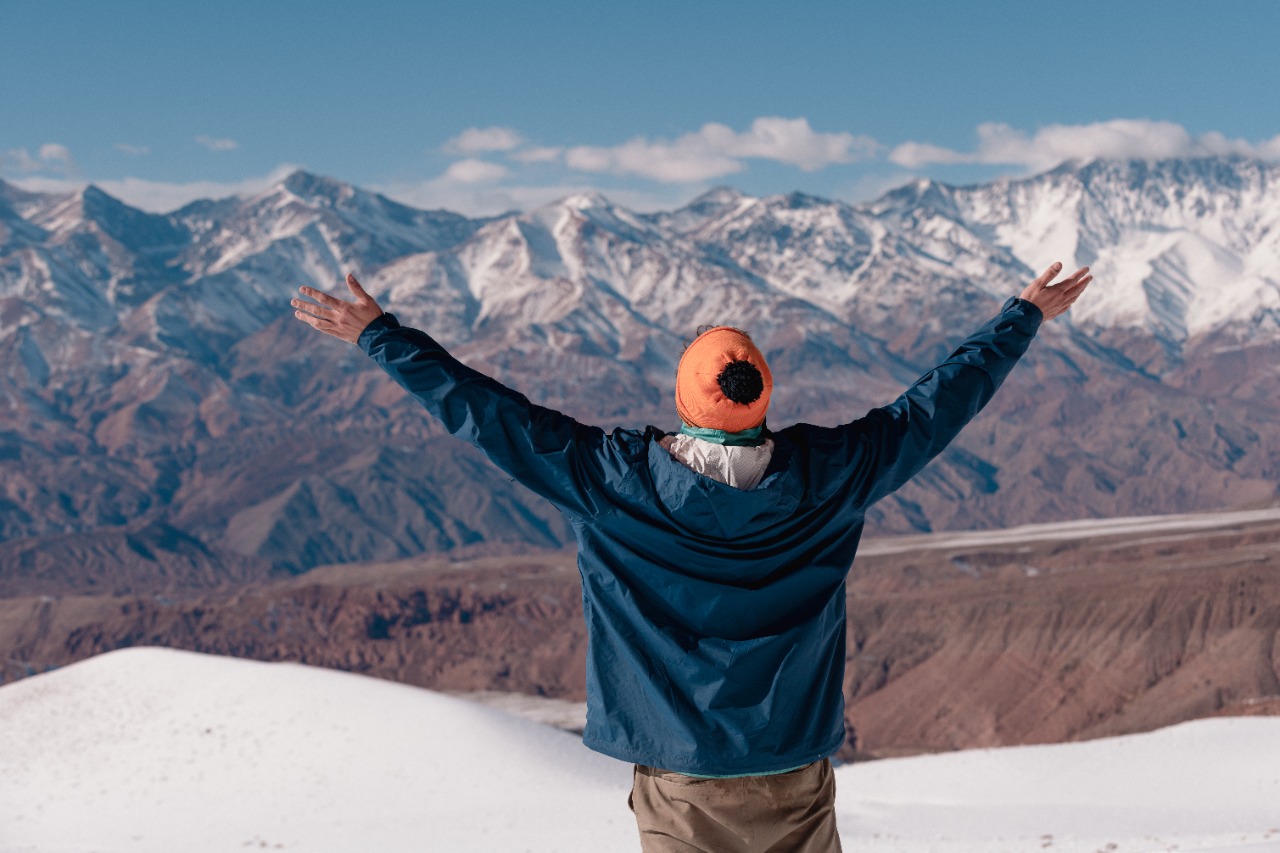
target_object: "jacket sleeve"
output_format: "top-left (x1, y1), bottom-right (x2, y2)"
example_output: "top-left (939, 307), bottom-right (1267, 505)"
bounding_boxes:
top-left (845, 296), bottom-right (1043, 510)
top-left (358, 313), bottom-right (609, 519)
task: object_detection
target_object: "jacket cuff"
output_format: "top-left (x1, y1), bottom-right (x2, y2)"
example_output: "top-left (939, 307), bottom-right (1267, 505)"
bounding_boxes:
top-left (1002, 296), bottom-right (1043, 331)
top-left (357, 312), bottom-right (401, 354)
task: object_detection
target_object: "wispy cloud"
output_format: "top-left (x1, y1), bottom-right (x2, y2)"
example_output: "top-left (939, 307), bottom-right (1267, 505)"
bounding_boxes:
top-left (372, 158), bottom-right (538, 215)
top-left (9, 165), bottom-right (299, 213)
top-left (440, 159), bottom-right (510, 184)
top-left (510, 146), bottom-right (563, 164)
top-left (563, 117), bottom-right (877, 183)
top-left (38, 143), bottom-right (74, 171)
top-left (443, 126), bottom-right (524, 155)
top-left (0, 143), bottom-right (77, 176)
top-left (375, 162), bottom-right (696, 217)
top-left (194, 135), bottom-right (238, 152)
top-left (890, 120), bottom-right (1280, 171)
top-left (114, 143), bottom-right (151, 156)
top-left (842, 170), bottom-right (922, 203)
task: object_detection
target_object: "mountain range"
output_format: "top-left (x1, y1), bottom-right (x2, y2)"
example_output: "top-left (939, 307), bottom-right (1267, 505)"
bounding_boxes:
top-left (3, 157), bottom-right (1279, 590)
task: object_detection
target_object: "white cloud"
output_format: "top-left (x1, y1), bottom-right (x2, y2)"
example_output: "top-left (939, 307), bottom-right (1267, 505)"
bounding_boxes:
top-left (885, 141), bottom-right (971, 168)
top-left (443, 126), bottom-right (525, 154)
top-left (371, 157), bottom-right (659, 216)
top-left (0, 143), bottom-right (77, 176)
top-left (724, 117), bottom-right (877, 169)
top-left (1, 148), bottom-right (43, 174)
top-left (195, 135), bottom-right (238, 152)
top-left (8, 165), bottom-right (300, 213)
top-left (441, 159), bottom-right (510, 184)
top-left (564, 117), bottom-right (876, 183)
top-left (38, 143), bottom-right (74, 169)
top-left (890, 119), bottom-right (1280, 171)
top-left (566, 136), bottom-right (742, 183)
top-left (374, 177), bottom-right (697, 218)
top-left (841, 170), bottom-right (922, 203)
top-left (114, 143), bottom-right (151, 156)
top-left (510, 146), bottom-right (563, 163)
top-left (366, 159), bottom-right (518, 215)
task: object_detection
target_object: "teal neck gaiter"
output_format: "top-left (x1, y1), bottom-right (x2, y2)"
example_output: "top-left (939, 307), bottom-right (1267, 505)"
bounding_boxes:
top-left (679, 422), bottom-right (767, 447)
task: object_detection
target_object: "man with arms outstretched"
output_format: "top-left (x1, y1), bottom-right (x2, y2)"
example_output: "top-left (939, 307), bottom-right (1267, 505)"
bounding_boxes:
top-left (292, 261), bottom-right (1091, 853)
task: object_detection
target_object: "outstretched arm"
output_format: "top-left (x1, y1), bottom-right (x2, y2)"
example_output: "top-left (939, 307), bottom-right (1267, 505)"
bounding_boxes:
top-left (848, 262), bottom-right (1091, 510)
top-left (292, 274), bottom-right (610, 519)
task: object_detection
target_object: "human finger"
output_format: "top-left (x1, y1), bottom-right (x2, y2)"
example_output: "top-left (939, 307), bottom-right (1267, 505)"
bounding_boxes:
top-left (1031, 262), bottom-right (1063, 290)
top-left (1060, 273), bottom-right (1092, 295)
top-left (299, 285), bottom-right (347, 308)
top-left (345, 273), bottom-right (371, 302)
top-left (1047, 266), bottom-right (1088, 289)
top-left (1057, 266), bottom-right (1090, 286)
top-left (1058, 277), bottom-right (1092, 313)
top-left (293, 309), bottom-right (328, 328)
top-left (293, 309), bottom-right (346, 338)
top-left (290, 297), bottom-right (331, 317)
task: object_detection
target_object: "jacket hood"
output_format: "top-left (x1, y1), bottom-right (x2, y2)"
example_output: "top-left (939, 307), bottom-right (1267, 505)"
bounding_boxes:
top-left (645, 435), bottom-right (801, 539)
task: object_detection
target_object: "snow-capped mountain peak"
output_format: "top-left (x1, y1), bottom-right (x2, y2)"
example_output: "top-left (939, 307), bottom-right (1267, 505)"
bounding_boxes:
top-left (947, 157), bottom-right (1280, 342)
top-left (557, 189), bottom-right (611, 211)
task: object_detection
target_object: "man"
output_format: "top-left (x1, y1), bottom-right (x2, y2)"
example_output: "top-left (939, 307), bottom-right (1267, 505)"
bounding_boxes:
top-left (292, 261), bottom-right (1091, 852)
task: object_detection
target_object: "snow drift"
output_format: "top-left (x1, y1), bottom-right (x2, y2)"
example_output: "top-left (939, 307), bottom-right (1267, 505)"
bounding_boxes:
top-left (2, 648), bottom-right (1278, 852)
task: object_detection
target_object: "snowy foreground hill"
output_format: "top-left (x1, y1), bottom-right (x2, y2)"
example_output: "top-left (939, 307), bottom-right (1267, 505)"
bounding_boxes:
top-left (1, 649), bottom-right (1277, 853)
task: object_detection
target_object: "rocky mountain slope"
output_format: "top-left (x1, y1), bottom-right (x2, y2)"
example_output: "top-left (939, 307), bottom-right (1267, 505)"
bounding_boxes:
top-left (3, 158), bottom-right (1280, 587)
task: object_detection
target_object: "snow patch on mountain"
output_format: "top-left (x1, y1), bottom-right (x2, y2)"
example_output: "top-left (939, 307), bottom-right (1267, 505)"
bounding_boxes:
top-left (948, 158), bottom-right (1280, 341)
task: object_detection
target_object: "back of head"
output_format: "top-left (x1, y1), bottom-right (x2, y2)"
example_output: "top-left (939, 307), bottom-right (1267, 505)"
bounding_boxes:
top-left (675, 327), bottom-right (772, 432)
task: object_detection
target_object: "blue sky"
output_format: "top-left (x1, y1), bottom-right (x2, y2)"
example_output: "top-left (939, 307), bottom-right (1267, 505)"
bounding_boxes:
top-left (5, 0), bottom-right (1280, 214)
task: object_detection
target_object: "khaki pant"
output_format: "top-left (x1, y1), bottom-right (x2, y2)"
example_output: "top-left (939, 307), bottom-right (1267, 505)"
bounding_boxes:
top-left (628, 760), bottom-right (842, 853)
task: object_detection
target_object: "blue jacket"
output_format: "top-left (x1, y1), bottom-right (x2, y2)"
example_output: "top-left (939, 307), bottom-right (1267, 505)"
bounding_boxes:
top-left (359, 297), bottom-right (1042, 775)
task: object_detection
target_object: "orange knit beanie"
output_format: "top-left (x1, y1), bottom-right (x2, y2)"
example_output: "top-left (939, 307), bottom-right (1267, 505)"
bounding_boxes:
top-left (675, 327), bottom-right (772, 432)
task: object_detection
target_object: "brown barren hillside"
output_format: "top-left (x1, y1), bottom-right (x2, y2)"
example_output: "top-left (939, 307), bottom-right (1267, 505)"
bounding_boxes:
top-left (2, 508), bottom-right (1278, 758)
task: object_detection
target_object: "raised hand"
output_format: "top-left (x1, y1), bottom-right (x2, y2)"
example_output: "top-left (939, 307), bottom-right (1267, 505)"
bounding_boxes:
top-left (291, 273), bottom-right (384, 343)
top-left (1018, 262), bottom-right (1092, 322)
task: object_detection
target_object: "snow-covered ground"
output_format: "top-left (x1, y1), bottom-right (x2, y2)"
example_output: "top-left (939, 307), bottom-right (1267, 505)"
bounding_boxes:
top-left (1, 648), bottom-right (1277, 853)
